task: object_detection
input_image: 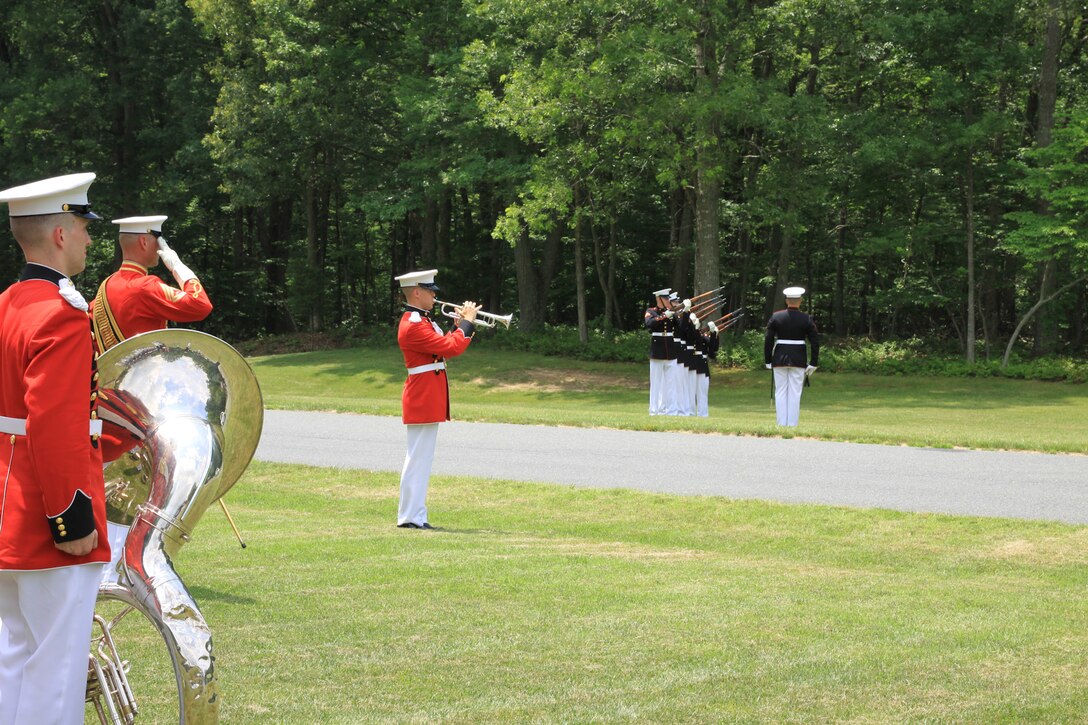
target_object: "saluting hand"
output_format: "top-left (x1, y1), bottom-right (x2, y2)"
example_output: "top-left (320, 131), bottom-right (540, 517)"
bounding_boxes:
top-left (56, 529), bottom-right (98, 557)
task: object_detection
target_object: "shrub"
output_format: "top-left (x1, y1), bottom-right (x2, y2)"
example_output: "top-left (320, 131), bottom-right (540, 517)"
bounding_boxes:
top-left (491, 325), bottom-right (647, 363)
top-left (240, 324), bottom-right (1087, 383)
top-left (497, 326), bottom-right (1087, 383)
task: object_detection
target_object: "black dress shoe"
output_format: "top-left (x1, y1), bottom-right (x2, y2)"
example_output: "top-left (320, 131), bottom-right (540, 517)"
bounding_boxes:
top-left (397, 522), bottom-right (421, 529)
top-left (420, 523), bottom-right (435, 529)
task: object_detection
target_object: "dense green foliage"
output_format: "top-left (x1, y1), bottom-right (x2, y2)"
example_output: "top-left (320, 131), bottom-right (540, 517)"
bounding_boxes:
top-left (1, 0), bottom-right (1086, 360)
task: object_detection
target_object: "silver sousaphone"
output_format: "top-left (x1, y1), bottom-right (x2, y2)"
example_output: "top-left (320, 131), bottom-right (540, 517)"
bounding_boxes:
top-left (88, 330), bottom-right (263, 724)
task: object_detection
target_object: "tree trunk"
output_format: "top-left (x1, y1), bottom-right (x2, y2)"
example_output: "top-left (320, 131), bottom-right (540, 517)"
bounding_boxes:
top-left (964, 151), bottom-right (976, 363)
top-left (476, 184), bottom-right (502, 313)
top-left (1003, 276), bottom-right (1086, 367)
top-left (774, 209), bottom-right (794, 307)
top-left (608, 223), bottom-right (622, 329)
top-left (692, 1), bottom-right (721, 298)
top-left (539, 220), bottom-right (564, 322)
top-left (514, 223), bottom-right (543, 332)
top-left (590, 221), bottom-right (614, 331)
top-left (420, 194), bottom-right (438, 266)
top-left (670, 186), bottom-right (695, 295)
top-left (573, 184), bottom-right (588, 343)
top-left (1032, 0), bottom-right (1062, 354)
top-left (437, 187), bottom-right (451, 265)
top-left (1071, 285), bottom-right (1085, 352)
top-left (265, 198), bottom-right (295, 334)
top-left (764, 226), bottom-right (782, 320)
top-left (734, 226), bottom-right (752, 332)
top-left (361, 220), bottom-right (372, 323)
top-left (232, 208), bottom-right (245, 265)
top-left (835, 202), bottom-right (847, 336)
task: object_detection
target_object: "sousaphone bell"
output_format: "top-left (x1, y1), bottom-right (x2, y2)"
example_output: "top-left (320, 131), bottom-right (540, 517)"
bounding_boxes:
top-left (89, 329), bottom-right (263, 724)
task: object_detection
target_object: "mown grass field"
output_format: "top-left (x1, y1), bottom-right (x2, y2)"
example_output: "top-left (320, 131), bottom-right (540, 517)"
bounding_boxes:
top-left (250, 345), bottom-right (1088, 453)
top-left (94, 463), bottom-right (1088, 723)
top-left (89, 346), bottom-right (1088, 722)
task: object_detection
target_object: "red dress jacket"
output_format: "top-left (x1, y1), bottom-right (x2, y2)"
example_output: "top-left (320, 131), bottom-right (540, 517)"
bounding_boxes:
top-left (398, 307), bottom-right (473, 424)
top-left (0, 264), bottom-right (109, 570)
top-left (89, 261), bottom-right (213, 354)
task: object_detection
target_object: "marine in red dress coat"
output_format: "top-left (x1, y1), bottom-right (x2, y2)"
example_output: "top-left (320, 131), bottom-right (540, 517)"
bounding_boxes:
top-left (90, 260), bottom-right (212, 353)
top-left (0, 172), bottom-right (114, 724)
top-left (0, 263), bottom-right (110, 569)
top-left (393, 269), bottom-right (479, 529)
top-left (398, 304), bottom-right (474, 423)
top-left (90, 215), bottom-right (212, 355)
top-left (90, 216), bottom-right (213, 462)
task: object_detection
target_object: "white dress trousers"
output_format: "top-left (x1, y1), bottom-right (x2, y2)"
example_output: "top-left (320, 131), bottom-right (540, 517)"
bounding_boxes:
top-left (687, 365), bottom-right (698, 416)
top-left (696, 373), bottom-right (710, 417)
top-left (773, 366), bottom-right (806, 426)
top-left (662, 359), bottom-right (679, 415)
top-left (0, 563), bottom-right (103, 725)
top-left (399, 423), bottom-right (440, 526)
top-left (671, 363), bottom-right (689, 416)
top-left (648, 359), bottom-right (669, 415)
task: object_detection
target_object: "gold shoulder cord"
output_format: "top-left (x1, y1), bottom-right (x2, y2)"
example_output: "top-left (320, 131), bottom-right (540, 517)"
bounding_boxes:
top-left (91, 276), bottom-right (125, 356)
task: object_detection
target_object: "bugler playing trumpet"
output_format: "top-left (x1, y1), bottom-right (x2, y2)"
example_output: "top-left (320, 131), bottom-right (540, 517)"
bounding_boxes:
top-left (436, 300), bottom-right (514, 329)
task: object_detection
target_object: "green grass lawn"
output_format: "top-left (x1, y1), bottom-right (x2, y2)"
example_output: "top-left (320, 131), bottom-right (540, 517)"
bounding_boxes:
top-left (94, 463), bottom-right (1088, 723)
top-left (250, 345), bottom-right (1088, 453)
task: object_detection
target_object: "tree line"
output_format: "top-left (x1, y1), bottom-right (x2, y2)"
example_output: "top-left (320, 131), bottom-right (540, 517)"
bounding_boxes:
top-left (0, 0), bottom-right (1085, 363)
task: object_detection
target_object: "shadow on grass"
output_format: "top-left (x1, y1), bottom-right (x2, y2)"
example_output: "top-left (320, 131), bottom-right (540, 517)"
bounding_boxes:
top-left (187, 585), bottom-right (258, 606)
top-left (424, 527), bottom-right (505, 536)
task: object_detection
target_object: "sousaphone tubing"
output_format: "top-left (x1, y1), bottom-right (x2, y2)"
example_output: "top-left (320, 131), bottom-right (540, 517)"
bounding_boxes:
top-left (90, 330), bottom-right (263, 724)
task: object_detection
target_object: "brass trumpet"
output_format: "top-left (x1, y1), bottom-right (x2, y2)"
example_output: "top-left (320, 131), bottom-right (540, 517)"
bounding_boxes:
top-left (436, 300), bottom-right (514, 329)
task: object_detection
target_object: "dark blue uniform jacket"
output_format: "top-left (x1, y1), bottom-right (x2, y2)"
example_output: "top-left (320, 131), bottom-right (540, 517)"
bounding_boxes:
top-left (764, 308), bottom-right (820, 368)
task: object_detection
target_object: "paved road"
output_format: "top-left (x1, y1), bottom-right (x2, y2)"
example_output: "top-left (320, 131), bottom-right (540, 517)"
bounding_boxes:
top-left (254, 410), bottom-right (1088, 524)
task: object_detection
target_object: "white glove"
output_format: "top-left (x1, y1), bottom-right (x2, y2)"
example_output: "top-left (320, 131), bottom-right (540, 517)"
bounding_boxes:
top-left (682, 299), bottom-right (692, 312)
top-left (764, 363), bottom-right (772, 370)
top-left (689, 313), bottom-right (699, 325)
top-left (157, 244), bottom-right (197, 286)
top-left (664, 310), bottom-right (675, 319)
top-left (708, 322), bottom-right (718, 333)
top-left (805, 365), bottom-right (817, 376)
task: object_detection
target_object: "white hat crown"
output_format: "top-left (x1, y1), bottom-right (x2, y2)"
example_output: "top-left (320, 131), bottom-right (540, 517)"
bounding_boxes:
top-left (112, 215), bottom-right (167, 235)
top-left (783, 286), bottom-right (806, 298)
top-left (0, 172), bottom-right (99, 218)
top-left (394, 269), bottom-right (439, 288)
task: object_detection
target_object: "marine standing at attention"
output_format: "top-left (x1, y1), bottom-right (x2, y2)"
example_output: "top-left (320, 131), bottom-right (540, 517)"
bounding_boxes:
top-left (0, 172), bottom-right (111, 723)
top-left (394, 269), bottom-right (478, 529)
top-left (764, 286), bottom-right (820, 427)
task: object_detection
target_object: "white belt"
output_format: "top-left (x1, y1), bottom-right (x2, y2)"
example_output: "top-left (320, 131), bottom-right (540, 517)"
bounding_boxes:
top-left (406, 362), bottom-right (446, 375)
top-left (651, 332), bottom-right (670, 337)
top-left (0, 416), bottom-right (103, 437)
top-left (775, 339), bottom-right (806, 345)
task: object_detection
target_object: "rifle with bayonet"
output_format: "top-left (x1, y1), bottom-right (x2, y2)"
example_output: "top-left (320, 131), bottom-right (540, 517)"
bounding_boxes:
top-left (683, 286), bottom-right (726, 307)
top-left (706, 312), bottom-right (744, 333)
top-left (689, 295), bottom-right (726, 319)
